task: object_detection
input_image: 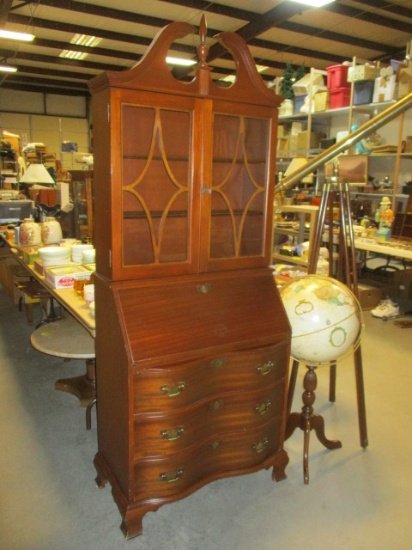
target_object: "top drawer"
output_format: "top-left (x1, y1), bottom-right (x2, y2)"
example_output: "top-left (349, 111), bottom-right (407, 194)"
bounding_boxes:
top-left (134, 342), bottom-right (288, 413)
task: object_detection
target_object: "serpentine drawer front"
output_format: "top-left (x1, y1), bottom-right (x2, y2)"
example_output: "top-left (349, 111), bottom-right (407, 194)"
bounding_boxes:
top-left (134, 381), bottom-right (284, 458)
top-left (131, 423), bottom-right (280, 502)
top-left (133, 343), bottom-right (288, 413)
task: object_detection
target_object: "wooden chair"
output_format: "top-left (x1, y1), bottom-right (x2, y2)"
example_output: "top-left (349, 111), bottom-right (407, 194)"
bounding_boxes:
top-left (30, 314), bottom-right (96, 429)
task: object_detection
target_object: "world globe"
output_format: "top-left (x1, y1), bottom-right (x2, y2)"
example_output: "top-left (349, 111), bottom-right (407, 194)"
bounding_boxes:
top-left (280, 275), bottom-right (363, 365)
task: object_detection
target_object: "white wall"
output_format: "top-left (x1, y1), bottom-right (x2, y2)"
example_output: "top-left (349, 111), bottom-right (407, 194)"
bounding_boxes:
top-left (0, 89), bottom-right (91, 171)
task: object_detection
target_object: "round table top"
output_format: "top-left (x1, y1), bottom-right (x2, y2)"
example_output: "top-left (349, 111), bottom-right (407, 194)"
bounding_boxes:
top-left (30, 315), bottom-right (95, 359)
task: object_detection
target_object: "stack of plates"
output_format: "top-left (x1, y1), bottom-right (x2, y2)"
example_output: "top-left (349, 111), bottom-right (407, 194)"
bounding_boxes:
top-left (71, 244), bottom-right (93, 264)
top-left (38, 246), bottom-right (70, 267)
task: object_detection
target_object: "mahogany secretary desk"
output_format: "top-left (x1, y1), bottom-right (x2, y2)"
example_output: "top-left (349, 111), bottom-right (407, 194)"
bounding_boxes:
top-left (88, 17), bottom-right (291, 539)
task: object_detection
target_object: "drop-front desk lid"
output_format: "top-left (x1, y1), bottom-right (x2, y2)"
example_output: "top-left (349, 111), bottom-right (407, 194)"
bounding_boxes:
top-left (110, 270), bottom-right (291, 365)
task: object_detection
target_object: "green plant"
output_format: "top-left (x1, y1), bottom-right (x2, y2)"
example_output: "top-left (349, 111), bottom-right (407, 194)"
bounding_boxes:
top-left (280, 63), bottom-right (296, 100)
top-left (280, 63), bottom-right (306, 100)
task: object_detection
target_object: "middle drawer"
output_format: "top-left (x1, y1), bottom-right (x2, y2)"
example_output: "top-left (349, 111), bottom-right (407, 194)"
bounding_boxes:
top-left (134, 382), bottom-right (284, 459)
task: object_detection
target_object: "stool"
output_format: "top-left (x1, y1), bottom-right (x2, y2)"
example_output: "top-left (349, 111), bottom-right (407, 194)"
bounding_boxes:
top-left (17, 277), bottom-right (61, 326)
top-left (30, 314), bottom-right (96, 429)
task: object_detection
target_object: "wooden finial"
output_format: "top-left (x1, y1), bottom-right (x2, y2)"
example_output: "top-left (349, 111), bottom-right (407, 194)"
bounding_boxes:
top-left (197, 14), bottom-right (208, 67)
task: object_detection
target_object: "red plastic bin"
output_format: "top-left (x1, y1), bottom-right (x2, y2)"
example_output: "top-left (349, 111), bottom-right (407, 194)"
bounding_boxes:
top-left (327, 64), bottom-right (350, 90)
top-left (330, 87), bottom-right (351, 109)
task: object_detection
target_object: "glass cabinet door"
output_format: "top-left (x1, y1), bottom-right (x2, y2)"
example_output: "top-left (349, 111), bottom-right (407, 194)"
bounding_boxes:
top-left (208, 111), bottom-right (271, 264)
top-left (121, 103), bottom-right (193, 268)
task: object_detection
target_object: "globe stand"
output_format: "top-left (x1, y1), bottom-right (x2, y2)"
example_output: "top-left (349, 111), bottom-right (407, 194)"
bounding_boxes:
top-left (285, 160), bottom-right (368, 484)
top-left (285, 363), bottom-right (342, 484)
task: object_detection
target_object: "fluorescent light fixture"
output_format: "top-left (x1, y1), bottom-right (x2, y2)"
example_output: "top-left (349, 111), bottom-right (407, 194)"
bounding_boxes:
top-left (59, 49), bottom-right (88, 60)
top-left (289, 0), bottom-right (335, 7)
top-left (60, 34), bottom-right (102, 61)
top-left (220, 64), bottom-right (268, 83)
top-left (70, 34), bottom-right (102, 48)
top-left (0, 65), bottom-right (17, 73)
top-left (166, 56), bottom-right (196, 67)
top-left (0, 29), bottom-right (34, 42)
top-left (220, 74), bottom-right (236, 83)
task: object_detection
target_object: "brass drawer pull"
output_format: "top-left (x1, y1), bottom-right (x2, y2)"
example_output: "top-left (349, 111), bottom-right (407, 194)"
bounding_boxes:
top-left (160, 426), bottom-right (185, 441)
top-left (196, 283), bottom-right (211, 294)
top-left (256, 360), bottom-right (274, 376)
top-left (160, 382), bottom-right (186, 397)
top-left (210, 440), bottom-right (222, 450)
top-left (252, 437), bottom-right (269, 454)
top-left (254, 400), bottom-right (272, 415)
top-left (160, 468), bottom-right (184, 483)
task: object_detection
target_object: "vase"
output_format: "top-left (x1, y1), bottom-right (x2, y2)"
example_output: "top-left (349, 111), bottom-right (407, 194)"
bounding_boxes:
top-left (19, 218), bottom-right (41, 246)
top-left (41, 217), bottom-right (63, 244)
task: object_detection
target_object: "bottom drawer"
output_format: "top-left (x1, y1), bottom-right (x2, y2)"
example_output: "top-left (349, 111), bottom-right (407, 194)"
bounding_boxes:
top-left (132, 422), bottom-right (280, 502)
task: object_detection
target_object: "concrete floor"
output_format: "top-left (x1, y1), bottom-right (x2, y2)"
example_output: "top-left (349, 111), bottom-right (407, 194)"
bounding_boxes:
top-left (1, 286), bottom-right (411, 550)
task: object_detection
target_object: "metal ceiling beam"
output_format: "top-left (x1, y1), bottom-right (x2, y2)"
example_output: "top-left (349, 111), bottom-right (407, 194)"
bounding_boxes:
top-left (0, 0), bottom-right (13, 26)
top-left (130, 0), bottom-right (259, 23)
top-left (279, 20), bottom-right (405, 59)
top-left (33, 0), bottom-right (173, 29)
top-left (0, 46), bottom-right (122, 72)
top-left (353, 0), bottom-right (412, 19)
top-left (327, 2), bottom-right (412, 33)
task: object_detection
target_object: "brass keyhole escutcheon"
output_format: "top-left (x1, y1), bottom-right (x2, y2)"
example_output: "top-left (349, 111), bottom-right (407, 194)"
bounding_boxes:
top-left (210, 357), bottom-right (226, 369)
top-left (196, 283), bottom-right (211, 294)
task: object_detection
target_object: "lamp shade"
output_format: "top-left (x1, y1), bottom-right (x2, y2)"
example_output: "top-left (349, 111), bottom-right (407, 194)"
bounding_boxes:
top-left (19, 163), bottom-right (55, 185)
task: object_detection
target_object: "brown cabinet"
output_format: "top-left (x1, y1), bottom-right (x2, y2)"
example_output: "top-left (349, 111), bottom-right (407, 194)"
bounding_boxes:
top-left (89, 18), bottom-right (291, 539)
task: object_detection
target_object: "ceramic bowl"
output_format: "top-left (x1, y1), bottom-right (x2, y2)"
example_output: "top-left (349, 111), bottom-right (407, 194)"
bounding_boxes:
top-left (89, 301), bottom-right (95, 318)
top-left (82, 248), bottom-right (96, 264)
top-left (71, 243), bottom-right (93, 264)
top-left (83, 283), bottom-right (95, 306)
top-left (38, 245), bottom-right (70, 267)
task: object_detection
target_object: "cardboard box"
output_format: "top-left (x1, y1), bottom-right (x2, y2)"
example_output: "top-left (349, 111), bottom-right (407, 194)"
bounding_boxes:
top-left (297, 131), bottom-right (323, 151)
top-left (292, 72), bottom-right (324, 94)
top-left (373, 75), bottom-right (397, 103)
top-left (347, 64), bottom-right (380, 82)
top-left (291, 122), bottom-right (303, 135)
top-left (398, 80), bottom-right (412, 98)
top-left (397, 65), bottom-right (412, 98)
top-left (314, 90), bottom-right (330, 111)
top-left (22, 245), bottom-right (41, 265)
top-left (357, 281), bottom-right (390, 310)
top-left (277, 138), bottom-right (289, 153)
top-left (44, 265), bottom-right (92, 289)
top-left (392, 268), bottom-right (412, 300)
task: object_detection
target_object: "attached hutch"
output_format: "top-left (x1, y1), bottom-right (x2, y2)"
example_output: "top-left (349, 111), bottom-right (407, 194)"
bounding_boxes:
top-left (88, 17), bottom-right (291, 539)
